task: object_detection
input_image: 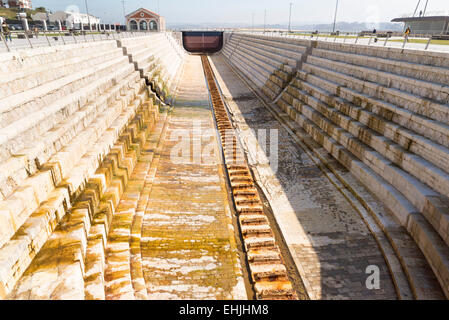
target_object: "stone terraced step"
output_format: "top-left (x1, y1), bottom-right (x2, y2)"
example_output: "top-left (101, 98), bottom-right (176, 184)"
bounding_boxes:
top-left (231, 33), bottom-right (449, 299)
top-left (0, 88), bottom-right (148, 298)
top-left (291, 75), bottom-right (449, 188)
top-left (305, 55), bottom-right (449, 122)
top-left (0, 52), bottom-right (128, 128)
top-left (223, 46), bottom-right (281, 98)
top-left (0, 42), bottom-right (122, 99)
top-left (276, 91), bottom-right (449, 299)
top-left (0, 57), bottom-right (135, 163)
top-left (283, 84), bottom-right (449, 247)
top-left (227, 38), bottom-right (287, 73)
top-left (291, 74), bottom-right (449, 176)
top-left (301, 63), bottom-right (449, 149)
top-left (4, 92), bottom-right (156, 300)
top-left (310, 47), bottom-right (449, 103)
top-left (0, 68), bottom-right (141, 201)
top-left (123, 35), bottom-right (184, 97)
top-left (235, 37), bottom-right (301, 67)
top-left (0, 74), bottom-right (144, 249)
top-left (227, 40), bottom-right (289, 87)
top-left (0, 41), bottom-right (119, 74)
top-left (314, 40), bottom-right (449, 69)
top-left (234, 34), bottom-right (307, 58)
top-left (223, 47), bottom-right (268, 89)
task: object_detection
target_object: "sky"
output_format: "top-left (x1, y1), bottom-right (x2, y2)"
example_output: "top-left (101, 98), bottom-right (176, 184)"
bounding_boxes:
top-left (32, 0), bottom-right (449, 25)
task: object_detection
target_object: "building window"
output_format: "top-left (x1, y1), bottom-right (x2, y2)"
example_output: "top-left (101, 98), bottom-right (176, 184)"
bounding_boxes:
top-left (129, 20), bottom-right (138, 30)
top-left (149, 20), bottom-right (158, 31)
top-left (140, 20), bottom-right (148, 30)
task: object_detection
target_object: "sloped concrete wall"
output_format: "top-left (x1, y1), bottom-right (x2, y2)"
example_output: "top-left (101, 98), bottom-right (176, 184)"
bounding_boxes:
top-left (222, 33), bottom-right (449, 298)
top-left (0, 33), bottom-right (185, 299)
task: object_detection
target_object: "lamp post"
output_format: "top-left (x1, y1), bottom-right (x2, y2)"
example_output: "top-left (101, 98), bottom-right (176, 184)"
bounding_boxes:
top-left (332, 0), bottom-right (339, 33)
top-left (423, 0), bottom-right (429, 17)
top-left (85, 0), bottom-right (92, 31)
top-left (413, 0), bottom-right (421, 17)
top-left (288, 2), bottom-right (293, 33)
top-left (252, 12), bottom-right (254, 32)
top-left (264, 9), bottom-right (267, 33)
top-left (121, 0), bottom-right (126, 30)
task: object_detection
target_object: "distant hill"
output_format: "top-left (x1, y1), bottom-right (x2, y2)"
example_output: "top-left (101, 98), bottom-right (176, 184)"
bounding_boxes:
top-left (167, 21), bottom-right (404, 32)
top-left (0, 7), bottom-right (46, 21)
top-left (293, 21), bottom-right (404, 32)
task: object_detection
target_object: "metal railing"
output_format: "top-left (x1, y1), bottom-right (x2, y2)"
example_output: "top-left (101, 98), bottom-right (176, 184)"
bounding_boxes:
top-left (0, 30), bottom-right (161, 53)
top-left (234, 30), bottom-right (449, 52)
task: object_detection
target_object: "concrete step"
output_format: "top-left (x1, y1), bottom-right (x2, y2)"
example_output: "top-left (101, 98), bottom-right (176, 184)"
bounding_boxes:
top-left (306, 55), bottom-right (449, 122)
top-left (0, 53), bottom-right (130, 128)
top-left (315, 40), bottom-right (449, 70)
top-left (0, 71), bottom-right (142, 208)
top-left (3, 94), bottom-right (156, 300)
top-left (0, 62), bottom-right (136, 163)
top-left (228, 40), bottom-right (290, 85)
top-left (311, 47), bottom-right (449, 103)
top-left (235, 37), bottom-right (301, 67)
top-left (301, 63), bottom-right (449, 149)
top-left (285, 83), bottom-right (449, 247)
top-left (0, 43), bottom-right (122, 99)
top-left (276, 94), bottom-right (449, 299)
top-left (0, 63), bottom-right (136, 166)
top-left (234, 34), bottom-right (307, 57)
top-left (228, 38), bottom-right (289, 72)
top-left (291, 74), bottom-right (449, 176)
top-left (0, 40), bottom-right (118, 75)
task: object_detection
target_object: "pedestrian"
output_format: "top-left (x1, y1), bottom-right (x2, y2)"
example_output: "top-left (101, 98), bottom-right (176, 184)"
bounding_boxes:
top-left (2, 22), bottom-right (12, 42)
top-left (372, 27), bottom-right (378, 43)
top-left (405, 26), bottom-right (411, 42)
top-left (34, 27), bottom-right (39, 39)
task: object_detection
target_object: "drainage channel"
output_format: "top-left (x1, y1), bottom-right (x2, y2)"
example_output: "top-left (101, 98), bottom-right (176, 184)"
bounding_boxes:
top-left (201, 55), bottom-right (298, 300)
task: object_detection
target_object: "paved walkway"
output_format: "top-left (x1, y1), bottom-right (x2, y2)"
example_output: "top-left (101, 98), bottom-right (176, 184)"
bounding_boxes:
top-left (104, 55), bottom-right (247, 300)
top-left (210, 54), bottom-right (399, 300)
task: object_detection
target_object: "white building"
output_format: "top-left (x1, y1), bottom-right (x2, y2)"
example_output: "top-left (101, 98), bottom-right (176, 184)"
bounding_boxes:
top-left (49, 10), bottom-right (101, 30)
top-left (8, 0), bottom-right (32, 10)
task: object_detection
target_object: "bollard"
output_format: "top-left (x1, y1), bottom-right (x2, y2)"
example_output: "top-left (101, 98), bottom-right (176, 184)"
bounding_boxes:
top-left (24, 31), bottom-right (33, 49)
top-left (72, 32), bottom-right (77, 44)
top-left (0, 32), bottom-right (10, 52)
top-left (402, 35), bottom-right (408, 49)
top-left (59, 31), bottom-right (66, 45)
top-left (425, 36), bottom-right (432, 50)
top-left (45, 32), bottom-right (51, 47)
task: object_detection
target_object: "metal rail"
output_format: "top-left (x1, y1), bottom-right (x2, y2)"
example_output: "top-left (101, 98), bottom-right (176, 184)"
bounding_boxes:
top-left (235, 30), bottom-right (446, 52)
top-left (0, 30), bottom-right (160, 53)
top-left (201, 55), bottom-right (298, 300)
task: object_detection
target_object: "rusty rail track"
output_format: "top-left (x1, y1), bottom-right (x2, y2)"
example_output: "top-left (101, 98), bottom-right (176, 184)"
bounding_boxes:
top-left (201, 55), bottom-right (298, 300)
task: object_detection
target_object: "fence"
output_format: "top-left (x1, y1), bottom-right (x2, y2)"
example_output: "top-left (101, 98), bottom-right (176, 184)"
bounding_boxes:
top-left (0, 30), bottom-right (161, 53)
top-left (235, 30), bottom-right (449, 52)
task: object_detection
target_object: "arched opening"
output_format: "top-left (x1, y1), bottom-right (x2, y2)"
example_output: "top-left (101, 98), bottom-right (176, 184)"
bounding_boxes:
top-left (139, 20), bottom-right (148, 30)
top-left (149, 20), bottom-right (158, 31)
top-left (129, 20), bottom-right (138, 30)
